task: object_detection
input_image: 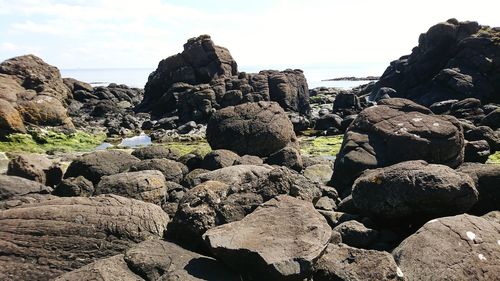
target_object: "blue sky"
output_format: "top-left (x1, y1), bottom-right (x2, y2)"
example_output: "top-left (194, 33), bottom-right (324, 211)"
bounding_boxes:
top-left (1, 0), bottom-right (499, 75)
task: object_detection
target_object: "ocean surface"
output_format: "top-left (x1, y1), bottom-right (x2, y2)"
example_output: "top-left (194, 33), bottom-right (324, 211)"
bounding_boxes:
top-left (61, 66), bottom-right (382, 90)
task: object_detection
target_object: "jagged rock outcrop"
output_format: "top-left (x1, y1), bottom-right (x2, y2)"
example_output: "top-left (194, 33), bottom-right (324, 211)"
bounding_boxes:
top-left (371, 19), bottom-right (500, 106)
top-left (0, 55), bottom-right (75, 133)
top-left (137, 35), bottom-right (310, 125)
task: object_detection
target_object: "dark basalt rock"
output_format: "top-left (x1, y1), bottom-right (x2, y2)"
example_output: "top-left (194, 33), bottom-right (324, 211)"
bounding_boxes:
top-left (206, 101), bottom-right (297, 157)
top-left (352, 160), bottom-right (478, 221)
top-left (371, 19), bottom-right (500, 106)
top-left (329, 98), bottom-right (465, 196)
top-left (138, 35), bottom-right (238, 113)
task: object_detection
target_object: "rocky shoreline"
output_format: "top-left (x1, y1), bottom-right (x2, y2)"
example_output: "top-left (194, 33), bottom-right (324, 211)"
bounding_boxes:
top-left (0, 19), bottom-right (499, 281)
top-left (322, 75), bottom-right (380, 81)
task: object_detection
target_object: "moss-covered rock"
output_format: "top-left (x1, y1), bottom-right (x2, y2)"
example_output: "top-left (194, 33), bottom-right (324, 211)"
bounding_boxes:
top-left (487, 151), bottom-right (500, 164)
top-left (300, 135), bottom-right (343, 157)
top-left (0, 130), bottom-right (106, 153)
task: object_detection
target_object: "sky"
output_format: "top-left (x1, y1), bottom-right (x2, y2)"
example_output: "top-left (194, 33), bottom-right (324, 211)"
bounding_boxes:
top-left (1, 0), bottom-right (499, 77)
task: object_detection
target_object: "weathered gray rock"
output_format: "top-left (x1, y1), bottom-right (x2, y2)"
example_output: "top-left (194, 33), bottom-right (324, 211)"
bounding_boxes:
top-left (170, 165), bottom-right (323, 249)
top-left (456, 163), bottom-right (500, 214)
top-left (332, 220), bottom-right (379, 249)
top-left (372, 19), bottom-right (500, 106)
top-left (7, 153), bottom-right (62, 186)
top-left (55, 239), bottom-right (240, 281)
top-left (96, 170), bottom-right (167, 204)
top-left (52, 176), bottom-right (94, 197)
top-left (393, 214), bottom-right (500, 280)
top-left (266, 145), bottom-right (303, 171)
top-left (352, 160), bottom-right (478, 221)
top-left (203, 195), bottom-right (331, 281)
top-left (131, 145), bottom-right (180, 160)
top-left (303, 163), bottom-right (333, 184)
top-left (0, 98), bottom-right (25, 136)
top-left (331, 99), bottom-right (465, 195)
top-left (0, 194), bottom-right (169, 280)
top-left (464, 140), bottom-right (490, 163)
top-left (206, 101), bottom-right (297, 157)
top-left (0, 174), bottom-right (51, 200)
top-left (139, 35), bottom-right (238, 114)
top-left (0, 54), bottom-right (70, 102)
top-left (54, 255), bottom-right (143, 281)
top-left (64, 150), bottom-right (140, 185)
top-left (314, 243), bottom-right (403, 281)
top-left (201, 149), bottom-right (241, 170)
top-left (129, 159), bottom-right (186, 184)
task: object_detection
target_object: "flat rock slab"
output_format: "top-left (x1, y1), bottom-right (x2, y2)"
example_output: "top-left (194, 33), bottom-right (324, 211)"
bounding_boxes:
top-left (203, 195), bottom-right (331, 281)
top-left (393, 214), bottom-right (500, 280)
top-left (314, 243), bottom-right (403, 281)
top-left (0, 194), bottom-right (169, 280)
top-left (55, 239), bottom-right (240, 281)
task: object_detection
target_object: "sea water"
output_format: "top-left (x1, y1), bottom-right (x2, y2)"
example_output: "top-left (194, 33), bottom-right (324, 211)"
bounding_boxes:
top-left (61, 65), bottom-right (382, 90)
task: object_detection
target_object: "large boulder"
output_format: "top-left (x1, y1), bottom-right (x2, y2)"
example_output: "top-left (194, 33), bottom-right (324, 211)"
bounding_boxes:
top-left (330, 98), bottom-right (465, 195)
top-left (0, 194), bottom-right (169, 280)
top-left (203, 195), bottom-right (331, 281)
top-left (95, 170), bottom-right (167, 204)
top-left (7, 153), bottom-right (62, 186)
top-left (313, 243), bottom-right (403, 281)
top-left (169, 165), bottom-right (322, 248)
top-left (55, 239), bottom-right (240, 281)
top-left (129, 158), bottom-right (186, 183)
top-left (352, 160), bottom-right (478, 221)
top-left (52, 176), bottom-right (94, 197)
top-left (0, 98), bottom-right (25, 136)
top-left (456, 163), bottom-right (500, 214)
top-left (371, 19), bottom-right (500, 106)
top-left (131, 145), bottom-right (180, 160)
top-left (64, 150), bottom-right (140, 185)
top-left (16, 94), bottom-right (74, 128)
top-left (0, 54), bottom-right (71, 102)
top-left (265, 69), bottom-right (310, 114)
top-left (206, 101), bottom-right (297, 156)
top-left (139, 35), bottom-right (238, 113)
top-left (393, 214), bottom-right (500, 280)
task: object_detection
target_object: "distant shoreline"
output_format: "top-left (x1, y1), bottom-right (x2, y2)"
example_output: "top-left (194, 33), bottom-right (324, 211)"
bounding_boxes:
top-left (322, 76), bottom-right (380, 81)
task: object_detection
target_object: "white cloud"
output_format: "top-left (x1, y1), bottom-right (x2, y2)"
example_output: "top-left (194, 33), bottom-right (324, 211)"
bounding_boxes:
top-left (0, 0), bottom-right (499, 77)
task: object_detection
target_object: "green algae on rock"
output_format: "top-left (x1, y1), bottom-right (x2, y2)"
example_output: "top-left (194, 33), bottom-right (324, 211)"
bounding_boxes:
top-left (300, 135), bottom-right (344, 157)
top-left (0, 130), bottom-right (106, 153)
top-left (162, 140), bottom-right (212, 157)
top-left (487, 151), bottom-right (500, 164)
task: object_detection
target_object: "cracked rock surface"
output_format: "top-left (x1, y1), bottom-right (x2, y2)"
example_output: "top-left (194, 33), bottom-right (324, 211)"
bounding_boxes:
top-left (393, 214), bottom-right (500, 280)
top-left (0, 194), bottom-right (169, 280)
